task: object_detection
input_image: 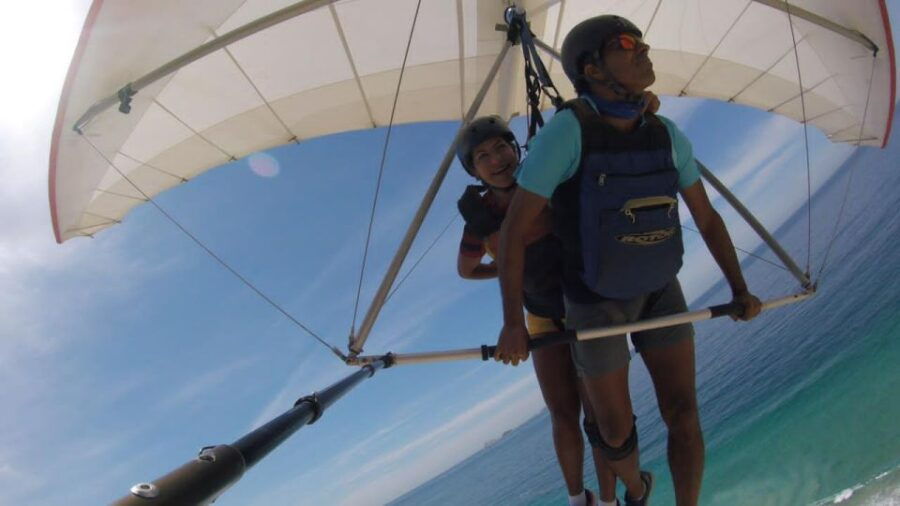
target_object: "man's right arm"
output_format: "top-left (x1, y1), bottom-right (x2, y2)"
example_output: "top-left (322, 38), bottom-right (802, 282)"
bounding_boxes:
top-left (494, 109), bottom-right (580, 365)
top-left (495, 188), bottom-right (549, 365)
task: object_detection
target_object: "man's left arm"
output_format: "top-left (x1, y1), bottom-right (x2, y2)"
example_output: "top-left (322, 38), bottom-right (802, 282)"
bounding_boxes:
top-left (681, 180), bottom-right (762, 321)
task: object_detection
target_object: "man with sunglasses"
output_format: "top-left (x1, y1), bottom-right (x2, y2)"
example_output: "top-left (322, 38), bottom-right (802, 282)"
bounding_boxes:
top-left (494, 15), bottom-right (761, 506)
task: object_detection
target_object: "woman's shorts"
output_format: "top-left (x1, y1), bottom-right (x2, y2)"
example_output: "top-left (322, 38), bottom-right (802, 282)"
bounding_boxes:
top-left (526, 311), bottom-right (565, 336)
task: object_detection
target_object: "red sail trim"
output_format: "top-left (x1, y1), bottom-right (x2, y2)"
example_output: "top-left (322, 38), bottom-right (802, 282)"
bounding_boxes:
top-left (878, 0), bottom-right (896, 148)
top-left (49, 0), bottom-right (106, 243)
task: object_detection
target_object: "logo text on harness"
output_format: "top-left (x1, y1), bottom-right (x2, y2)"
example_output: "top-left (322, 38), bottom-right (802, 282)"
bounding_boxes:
top-left (616, 227), bottom-right (677, 246)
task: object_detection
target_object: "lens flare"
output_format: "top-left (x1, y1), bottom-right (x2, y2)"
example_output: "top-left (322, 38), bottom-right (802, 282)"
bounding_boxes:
top-left (247, 152), bottom-right (280, 178)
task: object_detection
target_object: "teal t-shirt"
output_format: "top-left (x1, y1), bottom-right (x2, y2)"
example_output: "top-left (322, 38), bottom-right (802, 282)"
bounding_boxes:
top-left (516, 103), bottom-right (701, 198)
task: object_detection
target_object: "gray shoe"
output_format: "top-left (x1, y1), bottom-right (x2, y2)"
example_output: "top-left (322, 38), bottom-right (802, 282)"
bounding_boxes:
top-left (623, 471), bottom-right (653, 506)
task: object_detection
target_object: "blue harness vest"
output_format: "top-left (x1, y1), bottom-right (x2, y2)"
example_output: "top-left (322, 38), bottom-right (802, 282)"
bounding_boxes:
top-left (551, 98), bottom-right (684, 301)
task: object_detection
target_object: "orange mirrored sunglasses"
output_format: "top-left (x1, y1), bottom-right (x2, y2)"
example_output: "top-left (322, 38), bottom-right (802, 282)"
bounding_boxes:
top-left (609, 33), bottom-right (642, 51)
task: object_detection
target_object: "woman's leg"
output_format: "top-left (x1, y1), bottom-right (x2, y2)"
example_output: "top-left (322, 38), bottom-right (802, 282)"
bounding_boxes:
top-left (531, 342), bottom-right (587, 496)
top-left (579, 386), bottom-right (617, 503)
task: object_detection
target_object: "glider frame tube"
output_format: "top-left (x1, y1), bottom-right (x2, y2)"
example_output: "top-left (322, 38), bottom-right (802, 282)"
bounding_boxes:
top-left (696, 161), bottom-right (812, 289)
top-left (349, 40), bottom-right (515, 356)
top-left (73, 0), bottom-right (340, 132)
top-left (751, 0), bottom-right (878, 54)
top-left (112, 358), bottom-right (388, 506)
top-left (348, 290), bottom-right (815, 367)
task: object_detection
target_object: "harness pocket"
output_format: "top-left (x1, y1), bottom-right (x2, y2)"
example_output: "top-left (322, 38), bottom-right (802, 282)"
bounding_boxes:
top-left (583, 198), bottom-right (683, 299)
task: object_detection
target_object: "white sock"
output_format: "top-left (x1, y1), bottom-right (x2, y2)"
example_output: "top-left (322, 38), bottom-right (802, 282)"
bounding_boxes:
top-left (628, 481), bottom-right (646, 501)
top-left (568, 490), bottom-right (588, 506)
top-left (598, 499), bottom-right (617, 506)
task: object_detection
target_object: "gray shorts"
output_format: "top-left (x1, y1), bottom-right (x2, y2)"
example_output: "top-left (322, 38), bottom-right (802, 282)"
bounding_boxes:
top-left (566, 279), bottom-right (694, 377)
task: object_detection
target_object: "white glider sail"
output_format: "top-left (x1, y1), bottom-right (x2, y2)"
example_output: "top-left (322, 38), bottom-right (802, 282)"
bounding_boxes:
top-left (51, 0), bottom-right (894, 244)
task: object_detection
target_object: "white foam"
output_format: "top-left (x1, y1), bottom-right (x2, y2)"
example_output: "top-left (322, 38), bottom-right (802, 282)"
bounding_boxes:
top-left (811, 464), bottom-right (900, 505)
top-left (833, 488), bottom-right (854, 503)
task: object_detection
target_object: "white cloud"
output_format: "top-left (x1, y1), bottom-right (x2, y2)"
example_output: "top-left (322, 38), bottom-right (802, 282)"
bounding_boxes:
top-left (247, 351), bottom-right (348, 430)
top-left (273, 169), bottom-right (467, 348)
top-left (0, 2), bottom-right (84, 132)
top-left (336, 373), bottom-right (544, 505)
top-left (658, 96), bottom-right (705, 128)
top-left (160, 354), bottom-right (264, 411)
top-left (706, 115), bottom-right (797, 189)
top-left (282, 235), bottom-right (369, 332)
top-left (324, 363), bottom-right (488, 471)
top-left (0, 0), bottom-right (88, 258)
top-left (0, 0), bottom-right (115, 370)
top-left (677, 110), bottom-right (856, 300)
top-left (368, 274), bottom-right (479, 353)
top-left (0, 4), bottom-right (188, 504)
top-left (0, 461), bottom-right (43, 500)
top-left (238, 367), bottom-right (541, 506)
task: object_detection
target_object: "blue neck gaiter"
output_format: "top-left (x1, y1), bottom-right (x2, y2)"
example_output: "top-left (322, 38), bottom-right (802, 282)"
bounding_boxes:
top-left (584, 93), bottom-right (646, 120)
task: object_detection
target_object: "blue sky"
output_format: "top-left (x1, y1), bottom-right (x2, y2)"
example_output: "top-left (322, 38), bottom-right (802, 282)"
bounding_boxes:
top-left (0, 2), bottom-right (898, 505)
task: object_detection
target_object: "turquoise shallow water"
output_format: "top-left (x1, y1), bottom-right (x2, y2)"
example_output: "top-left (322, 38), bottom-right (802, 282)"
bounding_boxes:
top-left (392, 138), bottom-right (900, 505)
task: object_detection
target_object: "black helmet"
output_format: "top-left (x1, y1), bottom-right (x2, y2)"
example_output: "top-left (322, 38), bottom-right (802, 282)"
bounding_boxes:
top-left (561, 15), bottom-right (642, 91)
top-left (456, 116), bottom-right (517, 176)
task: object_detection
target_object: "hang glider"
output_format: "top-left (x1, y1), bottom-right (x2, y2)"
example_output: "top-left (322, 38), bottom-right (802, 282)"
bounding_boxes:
top-left (50, 0), bottom-right (895, 244)
top-left (50, 1), bottom-right (895, 504)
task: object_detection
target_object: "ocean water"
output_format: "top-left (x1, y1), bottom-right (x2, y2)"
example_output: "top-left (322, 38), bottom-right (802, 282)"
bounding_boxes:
top-left (391, 140), bottom-right (900, 506)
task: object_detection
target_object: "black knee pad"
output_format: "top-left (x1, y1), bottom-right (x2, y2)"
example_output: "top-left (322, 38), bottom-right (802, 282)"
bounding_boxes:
top-left (594, 417), bottom-right (638, 461)
top-left (582, 418), bottom-right (602, 448)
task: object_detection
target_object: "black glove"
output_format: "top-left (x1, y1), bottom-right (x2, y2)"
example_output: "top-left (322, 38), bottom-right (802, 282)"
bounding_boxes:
top-left (457, 185), bottom-right (503, 238)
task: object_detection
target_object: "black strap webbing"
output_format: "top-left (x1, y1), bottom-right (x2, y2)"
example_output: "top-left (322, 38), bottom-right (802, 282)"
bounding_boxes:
top-left (507, 10), bottom-right (564, 141)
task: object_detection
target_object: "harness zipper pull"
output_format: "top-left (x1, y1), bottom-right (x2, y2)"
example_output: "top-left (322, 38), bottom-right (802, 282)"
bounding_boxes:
top-left (598, 173), bottom-right (606, 186)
